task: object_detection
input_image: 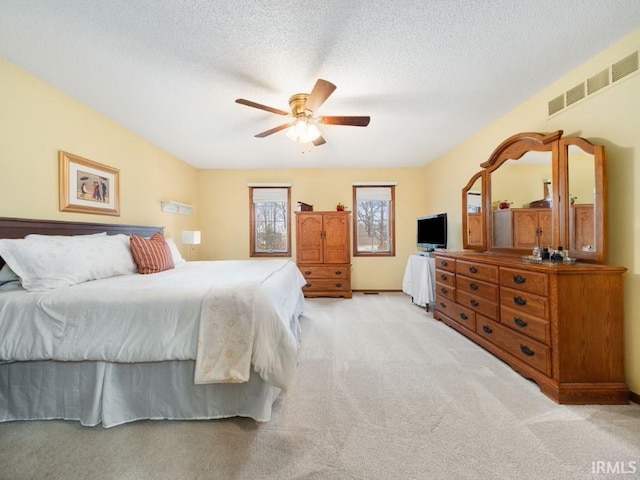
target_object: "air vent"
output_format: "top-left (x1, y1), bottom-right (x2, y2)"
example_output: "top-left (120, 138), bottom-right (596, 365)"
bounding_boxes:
top-left (566, 83), bottom-right (585, 106)
top-left (548, 94), bottom-right (565, 115)
top-left (587, 68), bottom-right (609, 95)
top-left (612, 51), bottom-right (638, 82)
top-left (547, 49), bottom-right (638, 117)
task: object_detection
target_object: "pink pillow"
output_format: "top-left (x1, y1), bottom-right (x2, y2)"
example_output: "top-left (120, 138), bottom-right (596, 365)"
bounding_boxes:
top-left (129, 232), bottom-right (174, 274)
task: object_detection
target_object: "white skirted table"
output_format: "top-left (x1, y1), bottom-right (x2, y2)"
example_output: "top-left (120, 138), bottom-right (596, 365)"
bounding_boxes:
top-left (402, 254), bottom-right (435, 311)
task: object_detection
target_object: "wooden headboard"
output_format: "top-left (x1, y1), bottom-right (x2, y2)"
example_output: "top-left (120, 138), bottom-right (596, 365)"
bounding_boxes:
top-left (0, 217), bottom-right (164, 268)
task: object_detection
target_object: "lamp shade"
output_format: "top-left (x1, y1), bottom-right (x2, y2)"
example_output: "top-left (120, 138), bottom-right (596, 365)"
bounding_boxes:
top-left (181, 230), bottom-right (201, 245)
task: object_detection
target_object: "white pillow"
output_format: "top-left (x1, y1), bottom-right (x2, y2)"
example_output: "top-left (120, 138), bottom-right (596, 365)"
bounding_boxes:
top-left (26, 232), bottom-right (107, 239)
top-left (0, 234), bottom-right (137, 291)
top-left (166, 237), bottom-right (186, 265)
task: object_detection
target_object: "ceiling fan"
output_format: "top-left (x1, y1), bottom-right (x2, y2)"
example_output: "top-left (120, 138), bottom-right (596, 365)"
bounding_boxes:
top-left (235, 79), bottom-right (370, 147)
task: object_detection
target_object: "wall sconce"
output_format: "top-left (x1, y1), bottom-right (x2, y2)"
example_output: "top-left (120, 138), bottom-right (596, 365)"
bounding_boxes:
top-left (181, 230), bottom-right (201, 260)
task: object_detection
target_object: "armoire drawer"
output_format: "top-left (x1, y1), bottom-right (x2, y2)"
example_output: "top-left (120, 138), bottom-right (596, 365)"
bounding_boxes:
top-left (303, 278), bottom-right (350, 292)
top-left (475, 317), bottom-right (552, 376)
top-left (299, 265), bottom-right (349, 279)
top-left (435, 296), bottom-right (475, 331)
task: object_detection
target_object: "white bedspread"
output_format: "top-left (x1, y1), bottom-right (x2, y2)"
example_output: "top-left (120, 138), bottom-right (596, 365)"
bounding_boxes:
top-left (0, 260), bottom-right (306, 390)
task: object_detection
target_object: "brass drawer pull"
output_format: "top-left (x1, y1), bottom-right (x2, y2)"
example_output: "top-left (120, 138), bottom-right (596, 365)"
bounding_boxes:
top-left (470, 299), bottom-right (479, 307)
top-left (513, 274), bottom-right (526, 284)
top-left (440, 260), bottom-right (448, 267)
top-left (482, 325), bottom-right (492, 334)
top-left (304, 271), bottom-right (312, 275)
top-left (440, 274), bottom-right (447, 281)
top-left (335, 283), bottom-right (342, 287)
top-left (513, 296), bottom-right (527, 306)
top-left (469, 266), bottom-right (478, 273)
top-left (469, 283), bottom-right (478, 290)
top-left (520, 345), bottom-right (535, 356)
top-left (305, 283), bottom-right (312, 288)
top-left (440, 287), bottom-right (448, 294)
top-left (459, 313), bottom-right (468, 320)
top-left (335, 271), bottom-right (342, 275)
top-left (439, 302), bottom-right (446, 308)
top-left (514, 317), bottom-right (528, 328)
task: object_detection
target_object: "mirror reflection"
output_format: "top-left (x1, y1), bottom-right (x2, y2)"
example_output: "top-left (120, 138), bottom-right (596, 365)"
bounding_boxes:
top-left (490, 152), bottom-right (553, 249)
top-left (568, 146), bottom-right (596, 253)
top-left (466, 175), bottom-right (483, 247)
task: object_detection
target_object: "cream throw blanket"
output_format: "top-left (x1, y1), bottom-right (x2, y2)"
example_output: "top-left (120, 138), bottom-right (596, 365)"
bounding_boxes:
top-left (194, 261), bottom-right (289, 384)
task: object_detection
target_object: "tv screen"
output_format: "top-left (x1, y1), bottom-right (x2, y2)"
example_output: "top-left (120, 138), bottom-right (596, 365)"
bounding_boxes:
top-left (417, 213), bottom-right (447, 251)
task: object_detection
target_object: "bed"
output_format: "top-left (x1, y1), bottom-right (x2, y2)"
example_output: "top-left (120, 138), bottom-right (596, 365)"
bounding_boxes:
top-left (0, 217), bottom-right (306, 427)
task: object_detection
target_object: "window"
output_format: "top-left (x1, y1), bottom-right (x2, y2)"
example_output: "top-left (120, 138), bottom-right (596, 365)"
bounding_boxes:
top-left (353, 185), bottom-right (395, 256)
top-left (249, 186), bottom-right (291, 257)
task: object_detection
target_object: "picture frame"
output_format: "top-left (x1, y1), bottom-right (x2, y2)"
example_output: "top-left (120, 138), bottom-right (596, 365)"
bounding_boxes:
top-left (58, 151), bottom-right (120, 216)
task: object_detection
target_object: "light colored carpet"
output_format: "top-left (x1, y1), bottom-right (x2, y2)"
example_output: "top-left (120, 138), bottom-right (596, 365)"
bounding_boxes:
top-left (1, 293), bottom-right (639, 480)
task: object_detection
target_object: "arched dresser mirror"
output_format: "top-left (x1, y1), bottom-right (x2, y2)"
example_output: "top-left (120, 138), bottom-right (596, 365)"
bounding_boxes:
top-left (462, 130), bottom-right (607, 262)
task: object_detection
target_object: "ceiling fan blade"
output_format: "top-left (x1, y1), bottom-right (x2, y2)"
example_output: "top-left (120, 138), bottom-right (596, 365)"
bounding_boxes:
top-left (320, 116), bottom-right (370, 127)
top-left (235, 98), bottom-right (290, 116)
top-left (305, 79), bottom-right (337, 112)
top-left (254, 123), bottom-right (290, 138)
top-left (312, 136), bottom-right (326, 147)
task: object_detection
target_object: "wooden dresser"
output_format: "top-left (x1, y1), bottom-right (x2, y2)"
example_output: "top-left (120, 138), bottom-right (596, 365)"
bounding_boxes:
top-left (295, 211), bottom-right (351, 298)
top-left (433, 252), bottom-right (628, 404)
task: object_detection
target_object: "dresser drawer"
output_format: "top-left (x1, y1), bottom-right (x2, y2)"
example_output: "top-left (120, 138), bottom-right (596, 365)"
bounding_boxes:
top-left (435, 282), bottom-right (455, 301)
top-left (435, 269), bottom-right (455, 287)
top-left (456, 260), bottom-right (499, 283)
top-left (435, 296), bottom-right (475, 331)
top-left (303, 278), bottom-right (350, 292)
top-left (500, 305), bottom-right (550, 344)
top-left (476, 317), bottom-right (552, 376)
top-left (456, 290), bottom-right (498, 320)
top-left (500, 287), bottom-right (549, 319)
top-left (435, 256), bottom-right (456, 273)
top-left (299, 265), bottom-right (349, 279)
top-left (456, 275), bottom-right (498, 301)
top-left (500, 267), bottom-right (548, 296)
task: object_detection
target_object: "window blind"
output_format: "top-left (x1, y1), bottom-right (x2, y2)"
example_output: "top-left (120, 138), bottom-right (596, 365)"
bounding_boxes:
top-left (355, 187), bottom-right (392, 201)
top-left (252, 188), bottom-right (288, 204)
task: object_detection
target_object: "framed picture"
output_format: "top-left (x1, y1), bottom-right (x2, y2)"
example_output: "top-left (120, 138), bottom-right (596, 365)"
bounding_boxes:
top-left (58, 151), bottom-right (120, 216)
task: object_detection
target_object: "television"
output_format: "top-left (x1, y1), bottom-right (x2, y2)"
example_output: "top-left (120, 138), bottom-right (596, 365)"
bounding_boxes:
top-left (417, 213), bottom-right (448, 251)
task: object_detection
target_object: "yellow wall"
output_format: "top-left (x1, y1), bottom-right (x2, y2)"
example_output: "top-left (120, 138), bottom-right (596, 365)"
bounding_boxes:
top-left (0, 58), bottom-right (199, 257)
top-left (197, 168), bottom-right (426, 290)
top-left (424, 29), bottom-right (640, 393)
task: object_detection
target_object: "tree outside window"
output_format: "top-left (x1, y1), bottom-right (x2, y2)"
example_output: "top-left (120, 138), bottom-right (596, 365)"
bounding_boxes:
top-left (250, 187), bottom-right (291, 257)
top-left (353, 185), bottom-right (395, 256)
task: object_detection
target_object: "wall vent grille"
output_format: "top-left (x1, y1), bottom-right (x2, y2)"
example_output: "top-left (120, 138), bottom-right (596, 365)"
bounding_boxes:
top-left (548, 50), bottom-right (638, 117)
top-left (548, 94), bottom-right (565, 115)
top-left (612, 51), bottom-right (638, 82)
top-left (587, 68), bottom-right (609, 95)
top-left (566, 83), bottom-right (585, 106)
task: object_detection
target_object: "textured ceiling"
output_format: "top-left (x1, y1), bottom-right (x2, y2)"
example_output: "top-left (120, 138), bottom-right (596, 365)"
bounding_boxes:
top-left (1, 1), bottom-right (639, 169)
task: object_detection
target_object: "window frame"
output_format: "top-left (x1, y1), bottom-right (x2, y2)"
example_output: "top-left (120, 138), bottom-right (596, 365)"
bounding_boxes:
top-left (352, 185), bottom-right (396, 257)
top-left (249, 186), bottom-right (291, 257)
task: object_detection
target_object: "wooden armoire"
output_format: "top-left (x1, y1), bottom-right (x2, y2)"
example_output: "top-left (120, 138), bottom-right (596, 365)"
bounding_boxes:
top-left (295, 211), bottom-right (351, 298)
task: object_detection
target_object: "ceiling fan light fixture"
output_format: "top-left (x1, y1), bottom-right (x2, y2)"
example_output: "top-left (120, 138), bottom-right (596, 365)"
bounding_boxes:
top-left (286, 117), bottom-right (321, 143)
